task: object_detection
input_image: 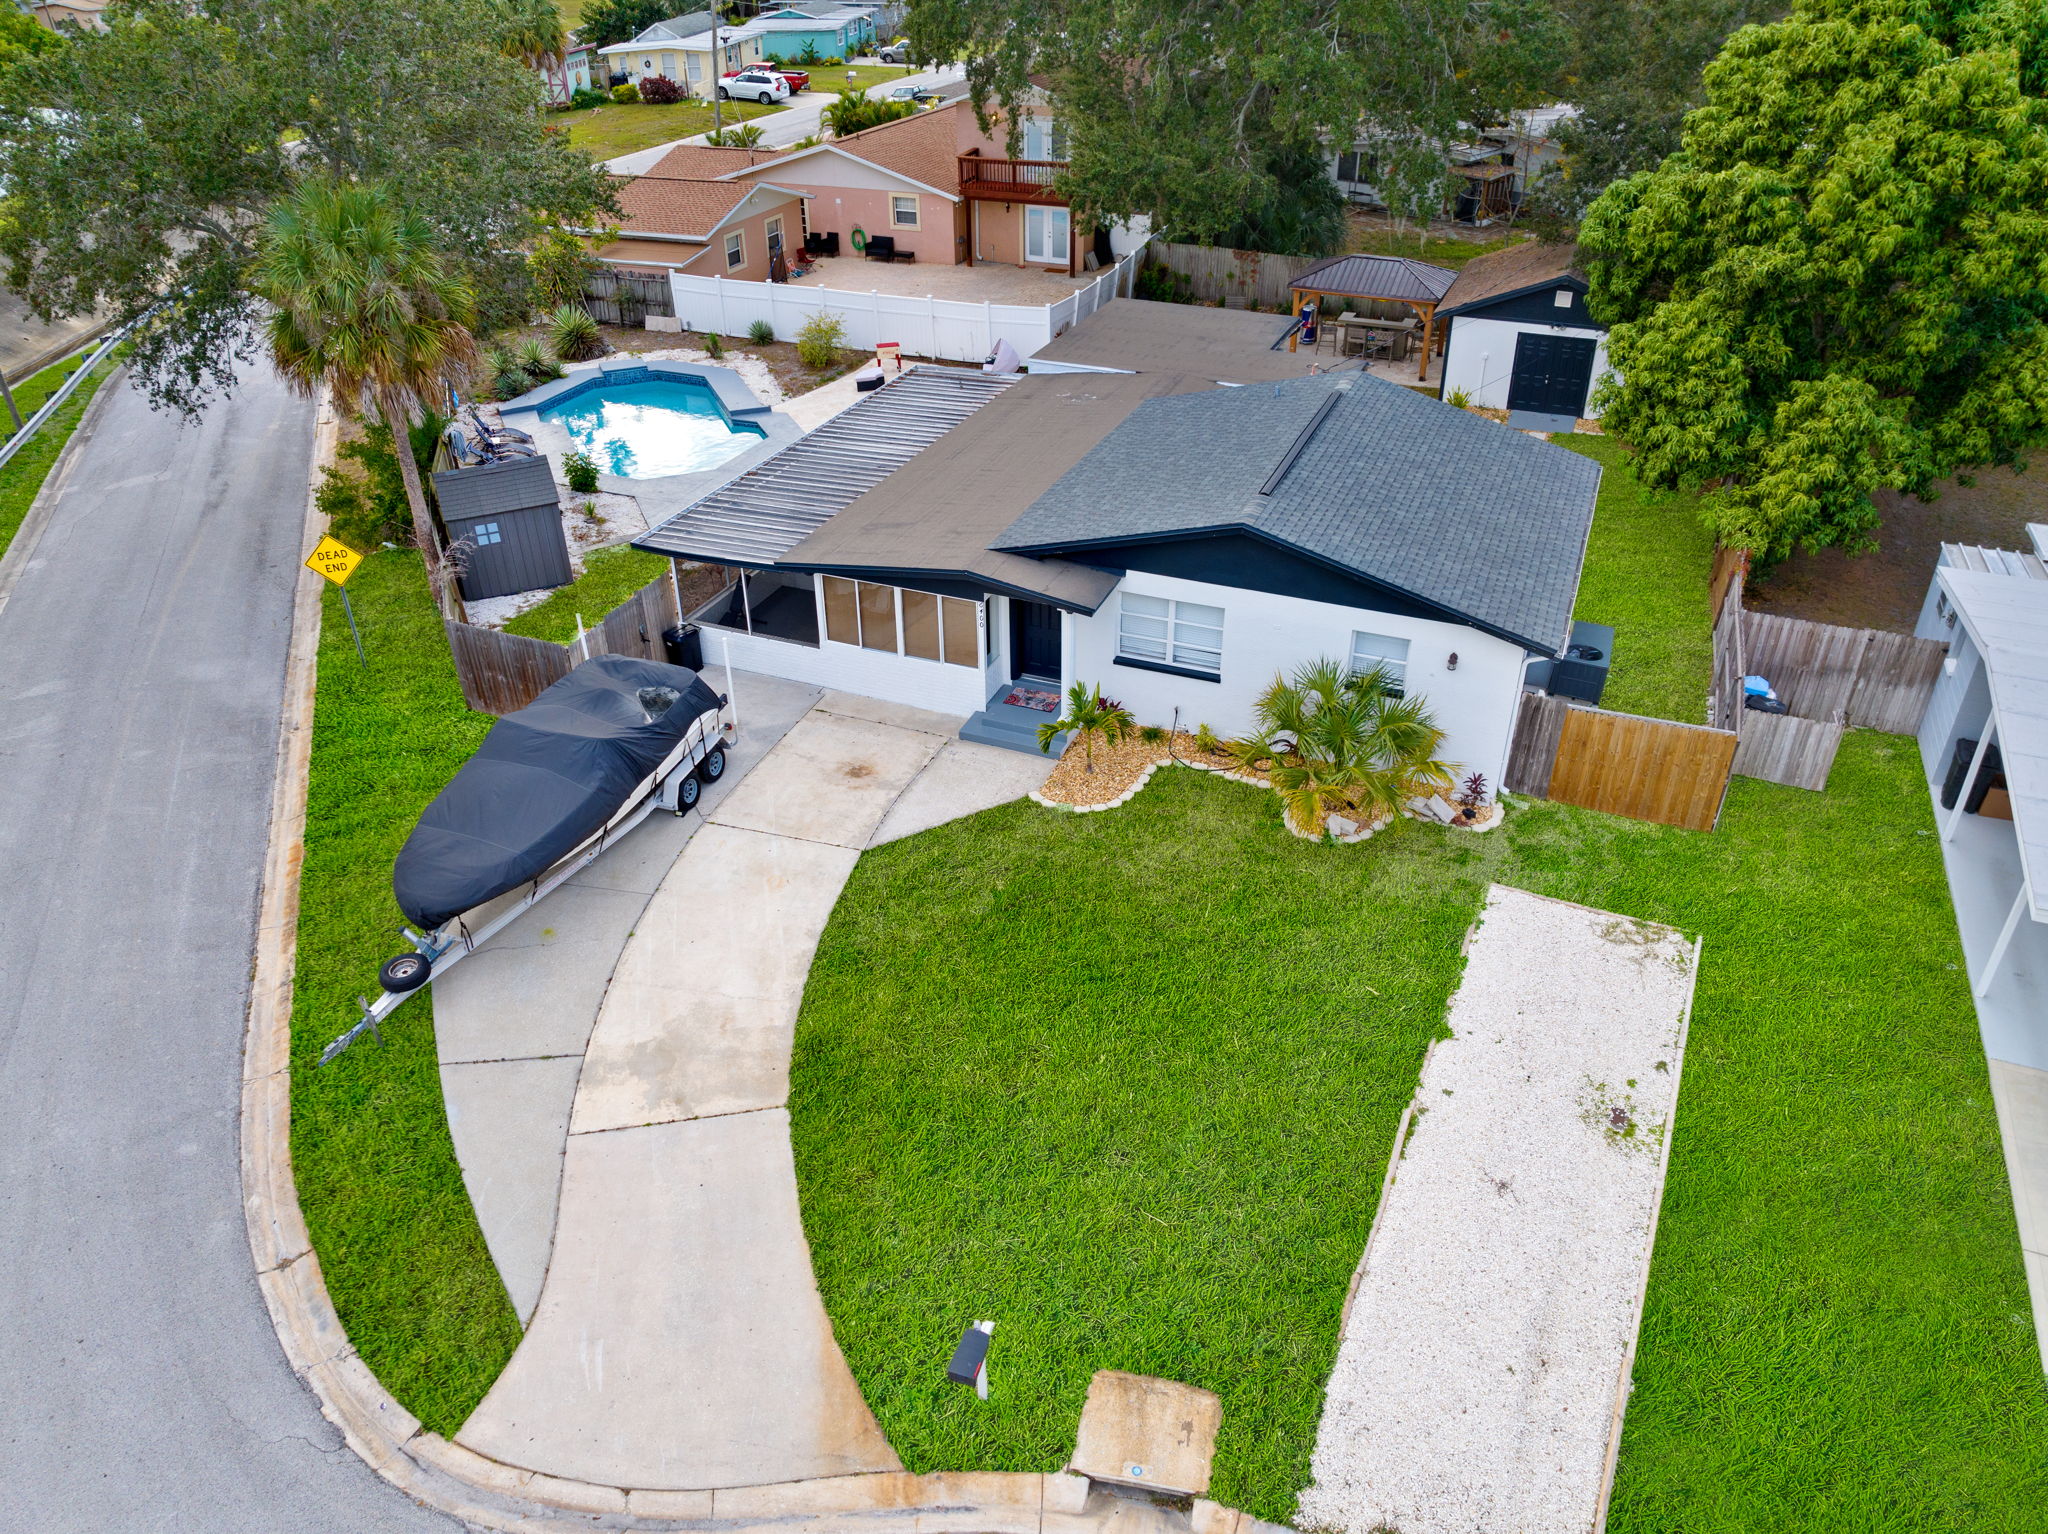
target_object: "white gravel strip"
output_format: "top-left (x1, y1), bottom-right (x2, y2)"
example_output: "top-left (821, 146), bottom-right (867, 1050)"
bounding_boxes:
top-left (1299, 884), bottom-right (1699, 1534)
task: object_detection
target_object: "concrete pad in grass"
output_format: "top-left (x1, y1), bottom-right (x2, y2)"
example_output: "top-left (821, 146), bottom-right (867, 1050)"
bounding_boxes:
top-left (456, 1108), bottom-right (901, 1490)
top-left (440, 1057), bottom-right (583, 1324)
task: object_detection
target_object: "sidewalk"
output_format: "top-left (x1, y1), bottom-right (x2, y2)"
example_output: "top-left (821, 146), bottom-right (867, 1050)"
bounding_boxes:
top-left (450, 692), bottom-right (1050, 1488)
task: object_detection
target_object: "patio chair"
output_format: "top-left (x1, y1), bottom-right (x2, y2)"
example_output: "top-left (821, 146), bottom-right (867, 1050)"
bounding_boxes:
top-left (864, 234), bottom-right (897, 262)
top-left (466, 407), bottom-right (534, 447)
top-left (444, 426), bottom-right (488, 467)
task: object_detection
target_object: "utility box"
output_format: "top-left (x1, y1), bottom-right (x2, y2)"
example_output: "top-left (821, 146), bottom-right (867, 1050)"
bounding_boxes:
top-left (432, 457), bottom-right (573, 602)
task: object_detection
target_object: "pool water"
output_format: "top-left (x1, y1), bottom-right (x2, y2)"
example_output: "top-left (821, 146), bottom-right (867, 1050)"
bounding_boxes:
top-left (542, 379), bottom-right (766, 480)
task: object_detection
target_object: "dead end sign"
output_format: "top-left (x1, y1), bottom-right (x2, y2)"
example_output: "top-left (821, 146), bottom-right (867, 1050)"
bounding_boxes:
top-left (305, 535), bottom-right (364, 586)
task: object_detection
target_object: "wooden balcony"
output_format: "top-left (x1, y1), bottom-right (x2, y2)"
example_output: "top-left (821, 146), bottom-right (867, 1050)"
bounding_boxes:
top-left (956, 154), bottom-right (1068, 205)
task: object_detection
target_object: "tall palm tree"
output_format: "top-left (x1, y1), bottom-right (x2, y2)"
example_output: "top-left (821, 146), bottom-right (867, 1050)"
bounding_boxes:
top-left (501, 0), bottom-right (570, 97)
top-left (1229, 656), bottom-right (1457, 834)
top-left (255, 178), bottom-right (479, 613)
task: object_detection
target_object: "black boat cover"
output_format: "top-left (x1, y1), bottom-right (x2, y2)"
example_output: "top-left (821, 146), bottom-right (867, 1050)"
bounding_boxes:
top-left (394, 654), bottom-right (721, 929)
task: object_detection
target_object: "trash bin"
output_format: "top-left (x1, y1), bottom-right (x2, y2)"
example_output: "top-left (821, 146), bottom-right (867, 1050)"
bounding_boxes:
top-left (663, 623), bottom-right (703, 671)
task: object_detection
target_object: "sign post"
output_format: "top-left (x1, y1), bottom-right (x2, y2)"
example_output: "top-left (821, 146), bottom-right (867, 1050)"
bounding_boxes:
top-left (305, 534), bottom-right (367, 666)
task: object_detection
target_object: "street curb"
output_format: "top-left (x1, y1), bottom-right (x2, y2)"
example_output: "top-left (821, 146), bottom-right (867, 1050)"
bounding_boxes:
top-left (238, 404), bottom-right (1275, 1532)
top-left (0, 359), bottom-right (124, 621)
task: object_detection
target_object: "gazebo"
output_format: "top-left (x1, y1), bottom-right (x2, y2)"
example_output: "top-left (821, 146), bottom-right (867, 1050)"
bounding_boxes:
top-left (1287, 253), bottom-right (1459, 380)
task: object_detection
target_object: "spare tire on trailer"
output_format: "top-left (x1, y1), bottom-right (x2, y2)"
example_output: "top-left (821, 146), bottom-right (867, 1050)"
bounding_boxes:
top-left (379, 952), bottom-right (432, 994)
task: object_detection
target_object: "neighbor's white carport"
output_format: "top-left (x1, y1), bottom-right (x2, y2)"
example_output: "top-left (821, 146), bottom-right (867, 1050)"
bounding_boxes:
top-left (1918, 551), bottom-right (2048, 1372)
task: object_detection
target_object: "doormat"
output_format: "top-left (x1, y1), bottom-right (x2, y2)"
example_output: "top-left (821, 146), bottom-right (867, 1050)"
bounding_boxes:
top-left (1002, 686), bottom-right (1060, 713)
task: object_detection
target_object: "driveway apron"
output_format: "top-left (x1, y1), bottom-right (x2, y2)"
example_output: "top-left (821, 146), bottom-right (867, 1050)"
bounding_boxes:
top-left (456, 693), bottom-right (1051, 1490)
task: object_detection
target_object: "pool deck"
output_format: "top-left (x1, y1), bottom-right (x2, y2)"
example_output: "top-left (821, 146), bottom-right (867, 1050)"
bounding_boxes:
top-left (502, 357), bottom-right (803, 526)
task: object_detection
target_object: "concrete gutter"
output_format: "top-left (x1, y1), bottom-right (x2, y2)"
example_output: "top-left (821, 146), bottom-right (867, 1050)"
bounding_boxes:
top-left (240, 398), bottom-right (1284, 1534)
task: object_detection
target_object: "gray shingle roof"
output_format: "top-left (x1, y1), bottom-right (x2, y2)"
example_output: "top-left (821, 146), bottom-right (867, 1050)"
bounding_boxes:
top-left (1288, 253), bottom-right (1457, 305)
top-left (990, 374), bottom-right (1601, 653)
top-left (432, 456), bottom-right (560, 522)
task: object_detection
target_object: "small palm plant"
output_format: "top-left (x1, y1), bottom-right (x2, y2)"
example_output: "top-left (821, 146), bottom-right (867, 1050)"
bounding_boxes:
top-left (1228, 657), bottom-right (1457, 835)
top-left (549, 304), bottom-right (603, 361)
top-left (1039, 682), bottom-right (1135, 773)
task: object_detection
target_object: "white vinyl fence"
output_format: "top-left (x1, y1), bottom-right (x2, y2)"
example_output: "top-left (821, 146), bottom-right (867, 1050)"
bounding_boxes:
top-left (656, 247), bottom-right (1141, 364)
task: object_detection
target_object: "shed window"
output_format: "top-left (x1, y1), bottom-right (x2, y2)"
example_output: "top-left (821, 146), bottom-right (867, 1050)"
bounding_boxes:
top-left (473, 521), bottom-right (503, 547)
top-left (725, 230), bottom-right (745, 269)
top-left (890, 196), bottom-right (919, 229)
top-left (1349, 631), bottom-right (1410, 694)
top-left (1119, 593), bottom-right (1222, 674)
top-left (1553, 288), bottom-right (1572, 307)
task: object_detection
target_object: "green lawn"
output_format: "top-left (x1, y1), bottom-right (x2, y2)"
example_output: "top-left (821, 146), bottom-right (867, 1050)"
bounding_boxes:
top-left (0, 356), bottom-right (115, 561)
top-left (289, 550), bottom-right (521, 1435)
top-left (504, 542), bottom-right (669, 644)
top-left (1348, 228), bottom-right (1522, 269)
top-left (791, 737), bottom-right (2044, 1527)
top-left (809, 64), bottom-right (916, 94)
top-left (556, 97), bottom-right (785, 160)
top-left (1561, 434), bottom-right (1719, 722)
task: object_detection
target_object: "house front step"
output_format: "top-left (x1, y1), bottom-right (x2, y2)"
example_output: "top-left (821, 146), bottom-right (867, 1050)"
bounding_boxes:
top-left (961, 710), bottom-right (1063, 757)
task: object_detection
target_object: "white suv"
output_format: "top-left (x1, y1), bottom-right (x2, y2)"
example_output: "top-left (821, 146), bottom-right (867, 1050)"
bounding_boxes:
top-left (718, 70), bottom-right (791, 104)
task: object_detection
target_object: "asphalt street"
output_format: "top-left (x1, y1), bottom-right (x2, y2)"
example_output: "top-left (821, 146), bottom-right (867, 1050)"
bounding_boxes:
top-left (0, 367), bottom-right (454, 1531)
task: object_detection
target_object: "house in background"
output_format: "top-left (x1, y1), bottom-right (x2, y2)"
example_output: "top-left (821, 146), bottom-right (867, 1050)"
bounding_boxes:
top-left (1912, 527), bottom-right (2048, 1368)
top-left (1435, 241), bottom-right (1613, 430)
top-left (537, 35), bottom-right (598, 104)
top-left (597, 175), bottom-right (810, 280)
top-left (750, 5), bottom-right (879, 60)
top-left (1331, 105), bottom-right (1579, 221)
top-left (596, 14), bottom-right (766, 91)
top-left (634, 299), bottom-right (1600, 791)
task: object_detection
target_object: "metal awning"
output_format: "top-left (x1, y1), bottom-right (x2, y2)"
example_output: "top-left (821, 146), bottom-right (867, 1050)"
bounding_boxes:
top-left (634, 367), bottom-right (1018, 566)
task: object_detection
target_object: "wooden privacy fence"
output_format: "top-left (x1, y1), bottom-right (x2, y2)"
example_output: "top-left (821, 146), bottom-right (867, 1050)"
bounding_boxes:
top-left (583, 268), bottom-right (676, 328)
top-left (1143, 242), bottom-right (1425, 320)
top-left (1506, 692), bottom-right (1738, 832)
top-left (445, 569), bottom-right (683, 714)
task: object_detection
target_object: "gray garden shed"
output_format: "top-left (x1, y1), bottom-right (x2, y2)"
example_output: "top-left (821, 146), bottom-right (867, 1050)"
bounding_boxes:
top-left (432, 456), bottom-right (572, 602)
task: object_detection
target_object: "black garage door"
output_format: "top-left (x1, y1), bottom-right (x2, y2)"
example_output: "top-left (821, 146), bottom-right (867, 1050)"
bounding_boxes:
top-left (1506, 332), bottom-right (1598, 418)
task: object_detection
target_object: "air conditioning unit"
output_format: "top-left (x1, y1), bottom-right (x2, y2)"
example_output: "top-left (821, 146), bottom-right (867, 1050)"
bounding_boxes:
top-left (1525, 619), bottom-right (1614, 706)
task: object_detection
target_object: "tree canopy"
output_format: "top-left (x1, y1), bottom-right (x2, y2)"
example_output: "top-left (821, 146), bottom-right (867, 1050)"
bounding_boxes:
top-left (0, 0), bottom-right (612, 414)
top-left (576, 0), bottom-right (673, 51)
top-left (1580, 0), bottom-right (2048, 560)
top-left (0, 13), bottom-right (66, 71)
top-left (908, 0), bottom-right (1568, 253)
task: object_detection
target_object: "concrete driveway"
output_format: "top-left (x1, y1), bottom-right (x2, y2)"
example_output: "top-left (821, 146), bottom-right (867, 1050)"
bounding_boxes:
top-left (454, 693), bottom-right (1051, 1490)
top-left (0, 368), bottom-right (454, 1531)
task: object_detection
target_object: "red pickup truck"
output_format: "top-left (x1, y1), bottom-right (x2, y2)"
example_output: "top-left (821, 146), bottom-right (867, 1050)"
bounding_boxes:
top-left (723, 66), bottom-right (810, 94)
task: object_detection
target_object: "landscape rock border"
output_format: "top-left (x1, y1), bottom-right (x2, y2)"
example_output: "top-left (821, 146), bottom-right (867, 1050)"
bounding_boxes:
top-left (239, 400), bottom-right (1279, 1531)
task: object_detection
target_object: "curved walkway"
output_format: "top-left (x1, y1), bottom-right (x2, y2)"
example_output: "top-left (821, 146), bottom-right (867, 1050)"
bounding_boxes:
top-left (458, 694), bottom-right (1052, 1489)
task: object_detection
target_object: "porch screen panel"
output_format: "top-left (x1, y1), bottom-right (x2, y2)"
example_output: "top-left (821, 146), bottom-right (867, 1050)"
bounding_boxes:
top-left (902, 589), bottom-right (940, 660)
top-left (823, 576), bottom-right (859, 645)
top-left (857, 581), bottom-right (897, 652)
top-left (940, 596), bottom-right (977, 667)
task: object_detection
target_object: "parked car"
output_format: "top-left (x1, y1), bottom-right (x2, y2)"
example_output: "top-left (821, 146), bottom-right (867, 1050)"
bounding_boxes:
top-left (725, 66), bottom-right (808, 93)
top-left (718, 70), bottom-right (791, 104)
top-left (887, 85), bottom-right (937, 103)
top-left (877, 40), bottom-right (910, 63)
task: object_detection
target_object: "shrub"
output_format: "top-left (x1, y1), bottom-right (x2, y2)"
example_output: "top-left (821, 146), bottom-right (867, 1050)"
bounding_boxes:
top-left (796, 309), bottom-right (845, 369)
top-left (569, 86), bottom-right (609, 109)
top-left (747, 318), bottom-right (775, 345)
top-left (1139, 724), bottom-right (1168, 745)
top-left (1134, 263), bottom-right (1195, 305)
top-left (514, 338), bottom-right (563, 385)
top-left (528, 227), bottom-right (599, 314)
top-left (1444, 387), bottom-right (1473, 410)
top-left (704, 121), bottom-right (765, 147)
top-left (610, 82), bottom-right (639, 104)
top-left (822, 90), bottom-right (915, 138)
top-left (638, 74), bottom-right (684, 104)
top-left (819, 55), bottom-right (842, 67)
top-left (549, 304), bottom-right (604, 361)
top-left (702, 330), bottom-right (725, 359)
top-left (798, 39), bottom-right (822, 64)
top-left (563, 451), bottom-right (600, 494)
top-left (1193, 722), bottom-right (1222, 755)
top-left (321, 411), bottom-right (446, 550)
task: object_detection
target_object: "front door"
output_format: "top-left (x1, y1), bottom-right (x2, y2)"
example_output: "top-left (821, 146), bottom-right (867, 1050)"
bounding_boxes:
top-left (1506, 331), bottom-right (1597, 418)
top-left (1009, 599), bottom-right (1061, 680)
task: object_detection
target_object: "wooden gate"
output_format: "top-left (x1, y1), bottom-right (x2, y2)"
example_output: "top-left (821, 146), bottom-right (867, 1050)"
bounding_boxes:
top-left (445, 570), bottom-right (683, 714)
top-left (1508, 692), bottom-right (1737, 831)
top-left (583, 268), bottom-right (677, 327)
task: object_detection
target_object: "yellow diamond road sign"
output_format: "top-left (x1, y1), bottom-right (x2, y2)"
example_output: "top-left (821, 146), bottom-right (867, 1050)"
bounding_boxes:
top-left (305, 535), bottom-right (364, 586)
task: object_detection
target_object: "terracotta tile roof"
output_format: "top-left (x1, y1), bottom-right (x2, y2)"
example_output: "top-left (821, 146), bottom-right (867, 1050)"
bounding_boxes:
top-left (645, 143), bottom-right (790, 179)
top-left (1437, 241), bottom-right (1585, 315)
top-left (829, 103), bottom-right (964, 196)
top-left (612, 176), bottom-right (755, 240)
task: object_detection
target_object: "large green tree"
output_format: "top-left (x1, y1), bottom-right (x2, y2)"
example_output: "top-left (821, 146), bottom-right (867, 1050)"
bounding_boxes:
top-left (1580, 0), bottom-right (2048, 561)
top-left (908, 0), bottom-right (1568, 250)
top-left (0, 0), bottom-right (612, 414)
top-left (0, 13), bottom-right (65, 72)
top-left (576, 0), bottom-right (674, 51)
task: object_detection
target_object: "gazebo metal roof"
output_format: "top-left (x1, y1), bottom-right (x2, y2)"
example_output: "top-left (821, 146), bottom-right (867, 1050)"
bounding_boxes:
top-left (1288, 253), bottom-right (1458, 305)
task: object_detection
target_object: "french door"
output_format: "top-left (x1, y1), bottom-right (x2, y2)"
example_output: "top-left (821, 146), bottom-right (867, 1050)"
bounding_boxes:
top-left (1024, 205), bottom-right (1070, 266)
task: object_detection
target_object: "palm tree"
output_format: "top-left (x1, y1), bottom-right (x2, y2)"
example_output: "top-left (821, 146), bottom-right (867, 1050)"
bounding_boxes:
top-left (1039, 682), bottom-right (1135, 773)
top-left (255, 178), bottom-right (479, 614)
top-left (1229, 657), bottom-right (1457, 835)
top-left (501, 0), bottom-right (570, 98)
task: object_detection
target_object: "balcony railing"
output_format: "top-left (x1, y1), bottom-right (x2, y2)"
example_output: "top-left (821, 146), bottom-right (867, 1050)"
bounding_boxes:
top-left (956, 154), bottom-right (1068, 204)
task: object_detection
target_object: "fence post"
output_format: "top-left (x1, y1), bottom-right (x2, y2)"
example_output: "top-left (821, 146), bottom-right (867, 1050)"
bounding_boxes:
top-left (927, 294), bottom-right (938, 361)
top-left (715, 274), bottom-right (728, 338)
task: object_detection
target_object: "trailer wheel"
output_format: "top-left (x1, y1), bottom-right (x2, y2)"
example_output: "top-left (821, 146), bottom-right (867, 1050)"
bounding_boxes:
top-left (677, 771), bottom-right (702, 811)
top-left (378, 952), bottom-right (432, 994)
top-left (698, 745), bottom-right (727, 782)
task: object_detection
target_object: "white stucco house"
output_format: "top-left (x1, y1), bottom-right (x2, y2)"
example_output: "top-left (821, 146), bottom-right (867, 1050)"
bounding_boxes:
top-left (1912, 527), bottom-right (2048, 1364)
top-left (1436, 241), bottom-right (1614, 431)
top-left (634, 300), bottom-right (1602, 796)
top-left (596, 13), bottom-right (766, 91)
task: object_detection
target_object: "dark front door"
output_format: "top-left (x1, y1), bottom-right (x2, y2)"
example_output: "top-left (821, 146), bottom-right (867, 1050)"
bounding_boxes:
top-left (1506, 331), bottom-right (1598, 418)
top-left (1009, 599), bottom-right (1061, 680)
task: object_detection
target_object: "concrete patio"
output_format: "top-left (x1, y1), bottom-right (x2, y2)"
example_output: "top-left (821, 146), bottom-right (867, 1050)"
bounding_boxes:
top-left (794, 253), bottom-right (1100, 303)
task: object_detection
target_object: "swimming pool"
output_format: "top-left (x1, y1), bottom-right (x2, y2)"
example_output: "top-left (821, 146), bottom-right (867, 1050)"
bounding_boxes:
top-left (541, 377), bottom-right (767, 480)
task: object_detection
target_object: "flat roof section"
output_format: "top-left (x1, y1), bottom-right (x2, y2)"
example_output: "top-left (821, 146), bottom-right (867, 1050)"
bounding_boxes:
top-left (634, 366), bottom-right (1016, 567)
top-left (1030, 299), bottom-right (1333, 383)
